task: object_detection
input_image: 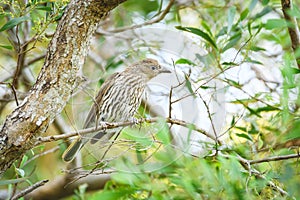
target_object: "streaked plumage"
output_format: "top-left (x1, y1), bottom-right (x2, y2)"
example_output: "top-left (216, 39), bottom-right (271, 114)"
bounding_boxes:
top-left (62, 58), bottom-right (171, 162)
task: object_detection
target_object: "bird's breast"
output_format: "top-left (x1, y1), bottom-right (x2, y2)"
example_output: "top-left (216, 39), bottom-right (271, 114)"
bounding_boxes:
top-left (100, 77), bottom-right (146, 122)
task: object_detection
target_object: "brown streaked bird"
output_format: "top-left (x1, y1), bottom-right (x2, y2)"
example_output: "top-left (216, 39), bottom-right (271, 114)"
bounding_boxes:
top-left (62, 58), bottom-right (171, 162)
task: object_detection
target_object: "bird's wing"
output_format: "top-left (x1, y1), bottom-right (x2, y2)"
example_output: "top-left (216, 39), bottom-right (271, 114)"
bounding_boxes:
top-left (83, 72), bottom-right (121, 129)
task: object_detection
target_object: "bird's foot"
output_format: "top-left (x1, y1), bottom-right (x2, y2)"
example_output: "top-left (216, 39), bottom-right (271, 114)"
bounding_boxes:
top-left (130, 117), bottom-right (140, 126)
top-left (99, 121), bottom-right (108, 131)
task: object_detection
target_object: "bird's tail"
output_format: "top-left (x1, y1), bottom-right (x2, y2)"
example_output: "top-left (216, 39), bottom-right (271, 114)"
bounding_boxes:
top-left (62, 137), bottom-right (84, 162)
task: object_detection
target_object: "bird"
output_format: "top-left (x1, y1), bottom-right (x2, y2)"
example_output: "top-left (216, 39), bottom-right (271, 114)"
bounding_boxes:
top-left (62, 58), bottom-right (171, 162)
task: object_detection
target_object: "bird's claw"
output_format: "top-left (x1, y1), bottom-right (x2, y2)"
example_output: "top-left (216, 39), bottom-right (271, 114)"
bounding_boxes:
top-left (130, 117), bottom-right (139, 125)
top-left (99, 121), bottom-right (108, 131)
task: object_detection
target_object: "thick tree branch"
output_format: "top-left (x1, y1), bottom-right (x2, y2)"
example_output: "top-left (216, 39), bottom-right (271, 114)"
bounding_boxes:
top-left (0, 0), bottom-right (126, 175)
top-left (281, 0), bottom-right (300, 68)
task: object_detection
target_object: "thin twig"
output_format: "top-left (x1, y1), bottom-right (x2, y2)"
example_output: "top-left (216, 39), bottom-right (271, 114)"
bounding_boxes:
top-left (11, 180), bottom-right (49, 200)
top-left (96, 0), bottom-right (175, 34)
top-left (23, 146), bottom-right (60, 167)
top-left (249, 153), bottom-right (300, 164)
top-left (0, 82), bottom-right (19, 106)
top-left (12, 26), bottom-right (28, 88)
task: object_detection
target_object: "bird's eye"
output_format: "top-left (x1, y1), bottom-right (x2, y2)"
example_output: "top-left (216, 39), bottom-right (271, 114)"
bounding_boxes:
top-left (151, 66), bottom-right (156, 70)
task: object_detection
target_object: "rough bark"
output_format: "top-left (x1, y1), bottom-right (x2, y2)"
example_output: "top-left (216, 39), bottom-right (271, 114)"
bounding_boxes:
top-left (281, 0), bottom-right (300, 68)
top-left (0, 0), bottom-right (126, 174)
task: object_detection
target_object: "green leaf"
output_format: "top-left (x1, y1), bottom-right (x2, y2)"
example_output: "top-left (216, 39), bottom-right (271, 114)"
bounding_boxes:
top-left (175, 26), bottom-right (217, 49)
top-left (288, 5), bottom-right (300, 19)
top-left (236, 133), bottom-right (253, 141)
top-left (261, 0), bottom-right (269, 5)
top-left (249, 0), bottom-right (258, 11)
top-left (239, 9), bottom-right (249, 21)
top-left (227, 6), bottom-right (236, 33)
top-left (235, 126), bottom-right (247, 132)
top-left (122, 129), bottom-right (152, 147)
top-left (245, 57), bottom-right (263, 65)
top-left (253, 106), bottom-right (280, 113)
top-left (225, 78), bottom-right (242, 88)
top-left (235, 99), bottom-right (262, 117)
top-left (20, 155), bottom-right (28, 168)
top-left (216, 26), bottom-right (227, 37)
top-left (250, 46), bottom-right (266, 52)
top-left (252, 6), bottom-right (272, 20)
top-left (184, 74), bottom-right (196, 97)
top-left (0, 44), bottom-right (13, 50)
top-left (201, 20), bottom-right (213, 36)
top-left (222, 62), bottom-right (239, 66)
top-left (92, 189), bottom-right (134, 200)
top-left (230, 116), bottom-right (236, 126)
top-left (200, 85), bottom-right (215, 89)
top-left (36, 5), bottom-right (53, 12)
top-left (106, 58), bottom-right (124, 70)
top-left (0, 16), bottom-right (30, 32)
top-left (0, 177), bottom-right (27, 186)
top-left (264, 19), bottom-right (288, 30)
top-left (285, 120), bottom-right (300, 140)
top-left (175, 58), bottom-right (196, 66)
top-left (281, 66), bottom-right (300, 82)
top-left (222, 32), bottom-right (242, 52)
top-left (230, 98), bottom-right (258, 105)
top-left (155, 119), bottom-right (170, 144)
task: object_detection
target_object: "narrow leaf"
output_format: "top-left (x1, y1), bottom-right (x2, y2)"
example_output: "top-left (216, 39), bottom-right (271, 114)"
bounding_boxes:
top-left (264, 19), bottom-right (288, 30)
top-left (0, 177), bottom-right (27, 186)
top-left (252, 6), bottom-right (272, 20)
top-left (253, 106), bottom-right (280, 113)
top-left (250, 46), bottom-right (266, 52)
top-left (155, 119), bottom-right (170, 144)
top-left (0, 44), bottom-right (13, 50)
top-left (176, 26), bottom-right (217, 49)
top-left (0, 16), bottom-right (30, 32)
top-left (227, 6), bottom-right (236, 33)
top-left (249, 0), bottom-right (258, 11)
top-left (236, 133), bottom-right (253, 141)
top-left (261, 0), bottom-right (269, 5)
top-left (239, 9), bottom-right (249, 21)
top-left (245, 57), bottom-right (263, 65)
top-left (222, 62), bottom-right (239, 66)
top-left (175, 58), bottom-right (196, 66)
top-left (222, 32), bottom-right (242, 52)
top-left (184, 74), bottom-right (196, 97)
top-left (36, 5), bottom-right (53, 11)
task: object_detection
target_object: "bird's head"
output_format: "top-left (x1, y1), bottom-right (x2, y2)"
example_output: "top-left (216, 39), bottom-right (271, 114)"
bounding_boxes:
top-left (131, 58), bottom-right (171, 80)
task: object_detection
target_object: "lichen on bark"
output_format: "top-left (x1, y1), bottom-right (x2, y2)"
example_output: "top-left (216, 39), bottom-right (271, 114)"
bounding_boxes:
top-left (0, 0), bottom-right (126, 174)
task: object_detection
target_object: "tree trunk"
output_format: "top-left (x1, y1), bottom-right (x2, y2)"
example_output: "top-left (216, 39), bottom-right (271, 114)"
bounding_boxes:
top-left (0, 0), bottom-right (126, 174)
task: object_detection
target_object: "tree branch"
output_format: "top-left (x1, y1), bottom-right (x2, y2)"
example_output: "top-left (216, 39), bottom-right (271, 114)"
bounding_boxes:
top-left (34, 117), bottom-right (221, 146)
top-left (249, 153), bottom-right (300, 164)
top-left (96, 0), bottom-right (175, 35)
top-left (0, 0), bottom-right (126, 175)
top-left (281, 0), bottom-right (300, 68)
top-left (11, 180), bottom-right (49, 200)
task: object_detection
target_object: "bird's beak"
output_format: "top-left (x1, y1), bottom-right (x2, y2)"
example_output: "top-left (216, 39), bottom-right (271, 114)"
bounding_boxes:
top-left (159, 67), bottom-right (172, 74)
